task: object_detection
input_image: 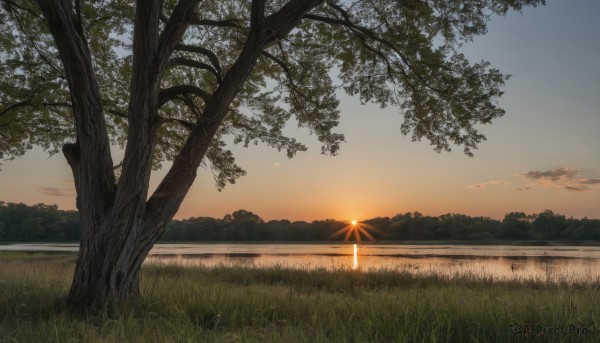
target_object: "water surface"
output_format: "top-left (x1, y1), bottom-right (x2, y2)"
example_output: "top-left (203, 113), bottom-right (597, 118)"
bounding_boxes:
top-left (3, 243), bottom-right (600, 283)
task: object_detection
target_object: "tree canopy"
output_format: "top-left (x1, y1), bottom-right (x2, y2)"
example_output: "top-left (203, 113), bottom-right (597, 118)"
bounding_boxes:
top-left (2, 0), bottom-right (543, 186)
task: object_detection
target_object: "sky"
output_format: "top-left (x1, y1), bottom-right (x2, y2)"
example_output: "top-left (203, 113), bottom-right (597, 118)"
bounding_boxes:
top-left (1, 0), bottom-right (599, 222)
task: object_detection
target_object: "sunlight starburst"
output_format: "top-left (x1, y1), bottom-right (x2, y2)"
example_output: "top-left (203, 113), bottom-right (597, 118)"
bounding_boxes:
top-left (331, 220), bottom-right (384, 243)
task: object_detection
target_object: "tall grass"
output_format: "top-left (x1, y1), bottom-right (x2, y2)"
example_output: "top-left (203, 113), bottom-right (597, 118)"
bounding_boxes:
top-left (1, 252), bottom-right (598, 342)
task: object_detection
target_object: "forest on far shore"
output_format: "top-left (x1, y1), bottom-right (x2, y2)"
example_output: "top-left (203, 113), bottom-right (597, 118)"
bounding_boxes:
top-left (1, 201), bottom-right (599, 243)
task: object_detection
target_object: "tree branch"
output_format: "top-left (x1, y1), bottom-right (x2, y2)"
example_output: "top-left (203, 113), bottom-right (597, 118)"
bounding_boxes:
top-left (74, 0), bottom-right (82, 25)
top-left (105, 108), bottom-right (128, 118)
top-left (158, 85), bottom-right (211, 106)
top-left (35, 0), bottom-right (116, 217)
top-left (107, 0), bottom-right (167, 230)
top-left (250, 0), bottom-right (266, 34)
top-left (138, 0), bottom-right (325, 254)
top-left (157, 0), bottom-right (201, 70)
top-left (9, 3), bottom-right (63, 75)
top-left (189, 16), bottom-right (245, 29)
top-left (260, 51), bottom-right (312, 103)
top-left (0, 100), bottom-right (30, 117)
top-left (304, 7), bottom-right (447, 94)
top-left (174, 43), bottom-right (222, 75)
top-left (263, 0), bottom-right (323, 43)
top-left (0, 99), bottom-right (72, 117)
top-left (180, 95), bottom-right (203, 120)
top-left (168, 57), bottom-right (222, 83)
top-left (2, 0), bottom-right (42, 18)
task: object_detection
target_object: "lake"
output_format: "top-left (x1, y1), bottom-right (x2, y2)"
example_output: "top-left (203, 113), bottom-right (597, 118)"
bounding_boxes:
top-left (2, 243), bottom-right (600, 283)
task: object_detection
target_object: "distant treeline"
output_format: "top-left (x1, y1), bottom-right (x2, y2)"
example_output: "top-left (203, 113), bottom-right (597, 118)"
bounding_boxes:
top-left (1, 202), bottom-right (600, 243)
top-left (0, 202), bottom-right (81, 242)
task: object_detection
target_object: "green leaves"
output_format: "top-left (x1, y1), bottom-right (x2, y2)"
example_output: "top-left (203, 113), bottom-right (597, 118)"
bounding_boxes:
top-left (1, 0), bottom-right (544, 183)
top-left (304, 0), bottom-right (543, 156)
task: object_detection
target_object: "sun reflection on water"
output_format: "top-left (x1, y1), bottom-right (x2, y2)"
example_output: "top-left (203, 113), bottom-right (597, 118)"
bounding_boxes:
top-left (353, 243), bottom-right (358, 270)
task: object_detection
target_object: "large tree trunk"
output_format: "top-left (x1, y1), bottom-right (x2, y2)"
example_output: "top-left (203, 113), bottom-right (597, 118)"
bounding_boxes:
top-left (66, 211), bottom-right (170, 311)
top-left (68, 235), bottom-right (142, 309)
top-left (36, 0), bottom-right (323, 313)
top-left (65, 214), bottom-right (150, 310)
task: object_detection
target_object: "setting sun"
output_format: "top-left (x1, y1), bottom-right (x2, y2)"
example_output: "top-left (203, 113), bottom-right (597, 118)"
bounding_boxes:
top-left (331, 220), bottom-right (383, 243)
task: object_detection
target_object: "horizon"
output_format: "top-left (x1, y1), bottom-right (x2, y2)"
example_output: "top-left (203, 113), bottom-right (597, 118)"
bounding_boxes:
top-left (1, 200), bottom-right (597, 223)
top-left (1, 1), bottom-right (599, 221)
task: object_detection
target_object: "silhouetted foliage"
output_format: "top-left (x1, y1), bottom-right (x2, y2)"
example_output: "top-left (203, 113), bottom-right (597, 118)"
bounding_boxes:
top-left (0, 201), bottom-right (80, 242)
top-left (2, 202), bottom-right (599, 243)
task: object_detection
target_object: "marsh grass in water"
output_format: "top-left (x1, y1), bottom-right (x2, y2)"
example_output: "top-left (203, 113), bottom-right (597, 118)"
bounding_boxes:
top-left (1, 252), bottom-right (599, 342)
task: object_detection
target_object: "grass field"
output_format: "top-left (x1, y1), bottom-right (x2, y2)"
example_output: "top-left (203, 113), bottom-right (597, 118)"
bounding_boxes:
top-left (1, 251), bottom-right (599, 342)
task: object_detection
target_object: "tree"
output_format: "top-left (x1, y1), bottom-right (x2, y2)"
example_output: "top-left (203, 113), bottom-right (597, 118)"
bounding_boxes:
top-left (500, 212), bottom-right (532, 240)
top-left (223, 209), bottom-right (264, 224)
top-left (0, 0), bottom-right (544, 310)
top-left (223, 209), bottom-right (264, 240)
top-left (533, 210), bottom-right (566, 240)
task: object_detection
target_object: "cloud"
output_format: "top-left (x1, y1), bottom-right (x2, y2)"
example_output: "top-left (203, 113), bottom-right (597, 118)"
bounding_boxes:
top-left (273, 162), bottom-right (281, 167)
top-left (523, 167), bottom-right (579, 182)
top-left (521, 167), bottom-right (600, 193)
top-left (467, 180), bottom-right (512, 190)
top-left (38, 187), bottom-right (76, 197)
top-left (467, 168), bottom-right (600, 194)
top-left (578, 178), bottom-right (600, 185)
top-left (564, 186), bottom-right (590, 193)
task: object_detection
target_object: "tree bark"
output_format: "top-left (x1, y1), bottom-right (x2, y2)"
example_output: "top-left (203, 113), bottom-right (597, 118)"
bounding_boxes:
top-left (67, 227), bottom-right (142, 311)
top-left (34, 0), bottom-right (323, 313)
top-left (55, 0), bottom-right (203, 312)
